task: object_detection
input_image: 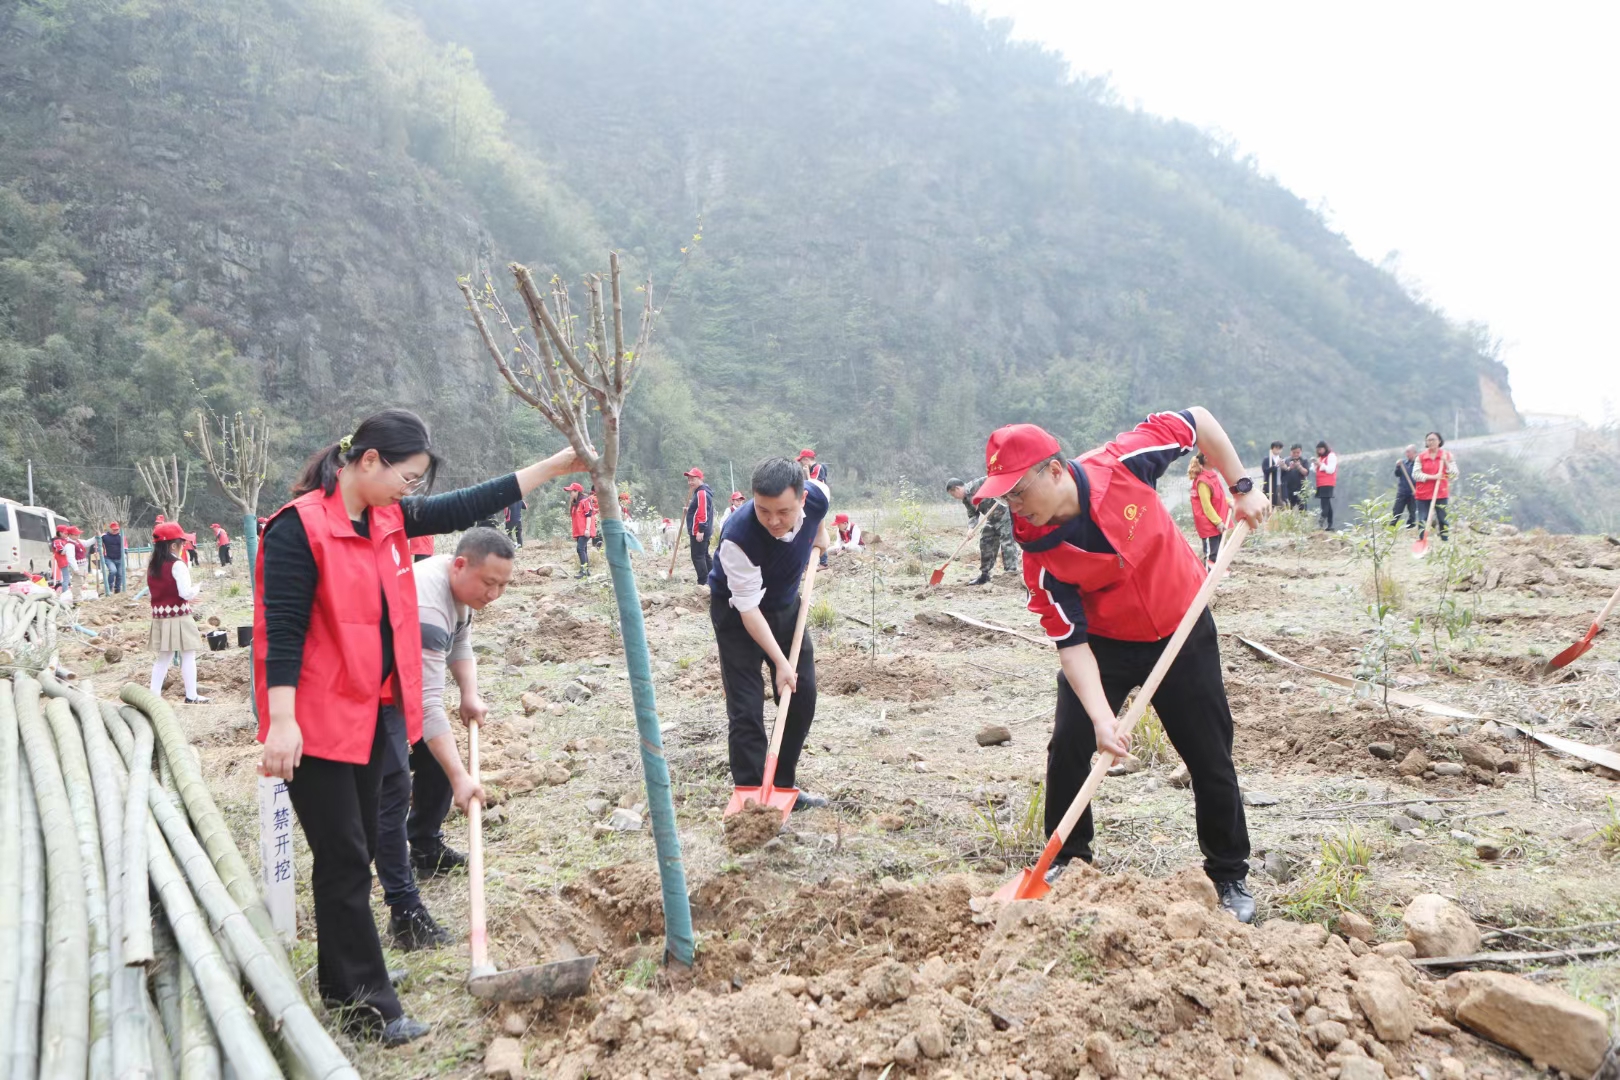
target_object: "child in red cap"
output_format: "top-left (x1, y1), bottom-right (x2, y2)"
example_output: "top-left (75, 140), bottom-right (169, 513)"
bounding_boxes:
top-left (976, 408), bottom-right (1267, 921)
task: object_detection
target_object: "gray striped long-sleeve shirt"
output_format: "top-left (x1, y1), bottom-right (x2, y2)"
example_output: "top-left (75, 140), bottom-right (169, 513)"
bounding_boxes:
top-left (413, 554), bottom-right (475, 742)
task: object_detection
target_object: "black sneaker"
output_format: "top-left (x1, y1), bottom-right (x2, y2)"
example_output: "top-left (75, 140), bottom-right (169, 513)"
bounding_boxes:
top-left (184, 695), bottom-right (210, 704)
top-left (1043, 858), bottom-right (1072, 886)
top-left (326, 1001), bottom-right (428, 1045)
top-left (410, 842), bottom-right (468, 880)
top-left (1215, 879), bottom-right (1255, 924)
top-left (790, 791), bottom-right (829, 812)
top-left (968, 573), bottom-right (991, 586)
top-left (388, 905), bottom-right (450, 951)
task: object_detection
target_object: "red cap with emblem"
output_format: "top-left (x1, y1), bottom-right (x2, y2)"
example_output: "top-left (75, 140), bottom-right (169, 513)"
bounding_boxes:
top-left (683, 467), bottom-right (704, 479)
top-left (565, 482), bottom-right (584, 492)
top-left (973, 424), bottom-right (1063, 502)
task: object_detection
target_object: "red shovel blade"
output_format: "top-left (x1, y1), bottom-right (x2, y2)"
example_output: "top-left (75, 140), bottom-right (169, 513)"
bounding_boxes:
top-left (928, 566), bottom-right (946, 587)
top-left (723, 787), bottom-right (797, 823)
top-left (1546, 626), bottom-right (1602, 670)
top-left (1411, 536), bottom-right (1430, 558)
top-left (990, 866), bottom-right (1050, 903)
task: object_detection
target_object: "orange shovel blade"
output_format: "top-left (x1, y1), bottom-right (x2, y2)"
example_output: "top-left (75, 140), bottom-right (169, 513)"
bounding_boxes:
top-left (991, 867), bottom-right (1050, 903)
top-left (724, 786), bottom-right (798, 823)
top-left (928, 566), bottom-right (946, 587)
top-left (1546, 627), bottom-right (1600, 670)
top-left (1411, 536), bottom-right (1430, 558)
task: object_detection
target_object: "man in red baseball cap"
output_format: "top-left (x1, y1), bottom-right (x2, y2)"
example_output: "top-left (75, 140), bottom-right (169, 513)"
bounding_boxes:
top-left (683, 468), bottom-right (716, 585)
top-left (981, 408), bottom-right (1267, 922)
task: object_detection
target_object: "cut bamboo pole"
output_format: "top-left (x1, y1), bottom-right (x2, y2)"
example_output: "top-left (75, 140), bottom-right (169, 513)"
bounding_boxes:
top-left (120, 705), bottom-right (156, 968)
top-left (16, 675), bottom-right (90, 1080)
top-left (145, 982), bottom-right (179, 1080)
top-left (122, 687), bottom-right (279, 953)
top-left (0, 679), bottom-right (22, 1071)
top-left (43, 693), bottom-right (115, 1078)
top-left (151, 915), bottom-right (184, 1079)
top-left (12, 751), bottom-right (45, 1080)
top-left (147, 775), bottom-right (358, 1080)
top-left (178, 959), bottom-right (223, 1080)
top-left (146, 821), bottom-right (283, 1080)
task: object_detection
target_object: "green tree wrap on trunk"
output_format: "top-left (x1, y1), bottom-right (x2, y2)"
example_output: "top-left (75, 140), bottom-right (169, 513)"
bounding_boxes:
top-left (600, 517), bottom-right (694, 966)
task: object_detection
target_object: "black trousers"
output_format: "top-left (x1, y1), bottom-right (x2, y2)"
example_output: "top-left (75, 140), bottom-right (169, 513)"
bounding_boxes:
top-left (1284, 487), bottom-right (1304, 510)
top-left (711, 597), bottom-right (816, 788)
top-left (574, 536), bottom-right (590, 566)
top-left (505, 519), bottom-right (522, 545)
top-left (284, 710), bottom-right (403, 1020)
top-left (1417, 498), bottom-right (1449, 540)
top-left (1392, 489), bottom-right (1418, 527)
top-left (1201, 534), bottom-right (1222, 565)
top-left (218, 544), bottom-right (231, 566)
top-left (375, 706), bottom-right (454, 911)
top-left (691, 538), bottom-right (712, 585)
top-left (1045, 609), bottom-right (1250, 881)
top-left (1317, 490), bottom-right (1335, 530)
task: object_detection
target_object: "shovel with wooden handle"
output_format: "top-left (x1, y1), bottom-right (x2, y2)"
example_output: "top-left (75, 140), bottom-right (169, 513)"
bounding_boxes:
top-left (1545, 581), bottom-right (1620, 671)
top-left (466, 718), bottom-right (596, 1000)
top-left (992, 521), bottom-right (1251, 903)
top-left (930, 515), bottom-right (986, 587)
top-left (724, 557), bottom-right (821, 823)
top-left (665, 521), bottom-right (683, 580)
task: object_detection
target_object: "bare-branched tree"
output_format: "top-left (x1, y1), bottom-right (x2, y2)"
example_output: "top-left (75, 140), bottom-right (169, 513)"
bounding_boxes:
top-left (460, 254), bottom-right (694, 967)
top-left (188, 408), bottom-right (272, 582)
top-left (135, 454), bottom-right (190, 523)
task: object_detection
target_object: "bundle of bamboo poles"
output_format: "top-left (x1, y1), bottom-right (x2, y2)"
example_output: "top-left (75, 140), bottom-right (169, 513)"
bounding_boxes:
top-left (0, 590), bottom-right (60, 670)
top-left (0, 671), bottom-right (359, 1080)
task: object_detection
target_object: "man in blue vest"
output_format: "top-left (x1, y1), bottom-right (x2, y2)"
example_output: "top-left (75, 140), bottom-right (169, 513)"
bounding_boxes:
top-left (709, 457), bottom-right (831, 809)
top-left (684, 468), bottom-right (715, 584)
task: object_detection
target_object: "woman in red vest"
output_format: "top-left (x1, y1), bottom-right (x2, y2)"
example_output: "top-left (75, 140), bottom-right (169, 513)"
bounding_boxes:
top-left (972, 409), bottom-right (1268, 922)
top-left (566, 482), bottom-right (592, 577)
top-left (147, 521), bottom-right (207, 703)
top-left (254, 408), bottom-right (581, 1045)
top-left (1413, 430), bottom-right (1457, 542)
top-left (1312, 440), bottom-right (1338, 530)
top-left (1187, 452), bottom-right (1229, 569)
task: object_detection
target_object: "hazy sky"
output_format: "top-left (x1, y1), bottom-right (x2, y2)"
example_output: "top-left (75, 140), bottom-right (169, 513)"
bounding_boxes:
top-left (970, 1), bottom-right (1617, 425)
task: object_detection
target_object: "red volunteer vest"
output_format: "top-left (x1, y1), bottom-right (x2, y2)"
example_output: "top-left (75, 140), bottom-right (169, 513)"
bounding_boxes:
top-left (570, 496), bottom-right (591, 538)
top-left (1019, 455), bottom-right (1207, 642)
top-left (213, 526), bottom-right (230, 545)
top-left (1191, 471), bottom-right (1229, 539)
top-left (252, 486), bottom-right (425, 764)
top-left (409, 534), bottom-right (435, 557)
top-left (1315, 453), bottom-right (1337, 488)
top-left (837, 524), bottom-right (860, 545)
top-left (1415, 449), bottom-right (1450, 501)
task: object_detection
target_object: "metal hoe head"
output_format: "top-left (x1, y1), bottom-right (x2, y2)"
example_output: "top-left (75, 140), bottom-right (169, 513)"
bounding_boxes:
top-left (467, 955), bottom-right (597, 1002)
top-left (724, 786), bottom-right (797, 823)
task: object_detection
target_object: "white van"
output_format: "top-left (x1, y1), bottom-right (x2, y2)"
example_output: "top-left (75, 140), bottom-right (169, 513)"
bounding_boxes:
top-left (0, 498), bottom-right (64, 582)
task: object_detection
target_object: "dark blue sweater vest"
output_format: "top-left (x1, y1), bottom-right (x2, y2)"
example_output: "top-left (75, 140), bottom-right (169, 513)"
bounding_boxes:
top-left (708, 483), bottom-right (829, 613)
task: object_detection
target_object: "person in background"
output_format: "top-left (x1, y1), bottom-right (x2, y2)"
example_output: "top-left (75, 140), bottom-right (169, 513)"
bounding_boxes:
top-left (719, 490), bottom-right (745, 532)
top-left (1280, 444), bottom-right (1310, 510)
top-left (409, 535), bottom-right (435, 564)
top-left (211, 522), bottom-right (232, 566)
top-left (827, 512), bottom-right (864, 553)
top-left (684, 468), bottom-right (716, 584)
top-left (1392, 445), bottom-right (1419, 528)
top-left (566, 482), bottom-right (592, 576)
top-left (374, 528), bottom-right (510, 951)
top-left (147, 521), bottom-right (208, 704)
top-left (1312, 440), bottom-right (1338, 530)
top-left (98, 521), bottom-right (126, 593)
top-left (709, 459), bottom-right (831, 810)
top-left (1413, 431), bottom-right (1457, 542)
top-left (1261, 441), bottom-right (1285, 508)
top-left (797, 451), bottom-right (830, 567)
top-left (502, 496), bottom-right (526, 547)
top-left (1187, 452), bottom-right (1230, 569)
top-left (974, 410), bottom-right (1264, 923)
top-left (254, 408), bottom-right (583, 1046)
top-left (587, 487), bottom-right (603, 550)
top-left (944, 476), bottom-right (1020, 585)
top-left (50, 524), bottom-right (78, 596)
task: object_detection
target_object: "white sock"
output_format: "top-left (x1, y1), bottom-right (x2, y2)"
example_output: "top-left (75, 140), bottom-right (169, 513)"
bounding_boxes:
top-left (150, 657), bottom-right (170, 695)
top-left (180, 651), bottom-right (199, 699)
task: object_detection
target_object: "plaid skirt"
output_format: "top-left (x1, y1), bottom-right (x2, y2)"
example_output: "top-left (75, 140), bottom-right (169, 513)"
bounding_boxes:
top-left (149, 615), bottom-right (204, 654)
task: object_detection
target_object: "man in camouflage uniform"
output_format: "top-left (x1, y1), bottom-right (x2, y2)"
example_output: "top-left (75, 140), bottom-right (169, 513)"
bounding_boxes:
top-left (945, 477), bottom-right (1020, 585)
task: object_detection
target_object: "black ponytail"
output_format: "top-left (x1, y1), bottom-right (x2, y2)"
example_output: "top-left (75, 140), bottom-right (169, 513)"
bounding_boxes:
top-left (292, 408), bottom-right (442, 496)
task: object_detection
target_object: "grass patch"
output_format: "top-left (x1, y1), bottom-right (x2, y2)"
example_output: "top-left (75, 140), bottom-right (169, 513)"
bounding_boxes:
top-left (1276, 827), bottom-right (1372, 923)
top-left (808, 597), bottom-right (838, 632)
top-left (1134, 707), bottom-right (1176, 766)
top-left (972, 780), bottom-right (1045, 860)
top-left (1359, 571), bottom-right (1406, 613)
top-left (1599, 797), bottom-right (1620, 858)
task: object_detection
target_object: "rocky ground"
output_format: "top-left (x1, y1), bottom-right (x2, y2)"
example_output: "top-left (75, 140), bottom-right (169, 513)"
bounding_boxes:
top-left (59, 509), bottom-right (1620, 1079)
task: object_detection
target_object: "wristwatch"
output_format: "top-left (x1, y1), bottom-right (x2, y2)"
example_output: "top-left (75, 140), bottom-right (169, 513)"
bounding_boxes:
top-left (1229, 477), bottom-right (1254, 496)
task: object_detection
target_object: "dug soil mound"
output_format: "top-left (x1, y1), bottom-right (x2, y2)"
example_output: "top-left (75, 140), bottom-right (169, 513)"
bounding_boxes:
top-left (818, 653), bottom-right (954, 702)
top-left (722, 800), bottom-right (784, 852)
top-left (529, 863), bottom-right (1514, 1079)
